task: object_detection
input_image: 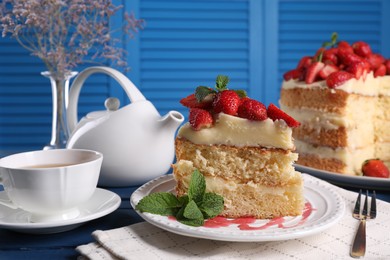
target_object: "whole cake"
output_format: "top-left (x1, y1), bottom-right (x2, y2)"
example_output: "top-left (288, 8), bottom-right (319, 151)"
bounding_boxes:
top-left (280, 33), bottom-right (390, 176)
top-left (173, 76), bottom-right (304, 219)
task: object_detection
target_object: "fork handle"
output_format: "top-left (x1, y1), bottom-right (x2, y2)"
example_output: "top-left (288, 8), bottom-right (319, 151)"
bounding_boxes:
top-left (351, 219), bottom-right (366, 258)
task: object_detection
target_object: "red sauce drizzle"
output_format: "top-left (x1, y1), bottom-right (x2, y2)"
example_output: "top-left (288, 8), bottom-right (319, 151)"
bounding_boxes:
top-left (203, 202), bottom-right (315, 230)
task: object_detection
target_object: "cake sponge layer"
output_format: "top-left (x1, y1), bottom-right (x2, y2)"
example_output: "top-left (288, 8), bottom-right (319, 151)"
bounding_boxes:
top-left (173, 160), bottom-right (304, 219)
top-left (175, 138), bottom-right (299, 186)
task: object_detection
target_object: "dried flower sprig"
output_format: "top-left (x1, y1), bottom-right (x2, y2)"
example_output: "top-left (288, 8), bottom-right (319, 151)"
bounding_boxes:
top-left (0, 0), bottom-right (144, 79)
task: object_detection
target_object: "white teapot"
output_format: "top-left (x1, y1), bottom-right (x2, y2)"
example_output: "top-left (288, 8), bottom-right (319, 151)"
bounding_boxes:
top-left (66, 66), bottom-right (184, 187)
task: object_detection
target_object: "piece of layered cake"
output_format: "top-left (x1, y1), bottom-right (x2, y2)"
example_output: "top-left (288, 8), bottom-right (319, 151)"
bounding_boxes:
top-left (279, 33), bottom-right (390, 176)
top-left (173, 76), bottom-right (304, 219)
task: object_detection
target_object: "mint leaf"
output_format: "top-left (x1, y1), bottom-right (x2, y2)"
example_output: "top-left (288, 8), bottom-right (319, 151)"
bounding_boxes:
top-left (199, 192), bottom-right (224, 218)
top-left (178, 194), bottom-right (189, 205)
top-left (183, 200), bottom-right (203, 220)
top-left (136, 169), bottom-right (224, 227)
top-left (175, 205), bottom-right (204, 227)
top-left (322, 32), bottom-right (338, 48)
top-left (215, 75), bottom-right (229, 91)
top-left (331, 32), bottom-right (338, 46)
top-left (188, 169), bottom-right (206, 203)
top-left (195, 86), bottom-right (215, 102)
top-left (234, 89), bottom-right (247, 98)
top-left (135, 192), bottom-right (181, 216)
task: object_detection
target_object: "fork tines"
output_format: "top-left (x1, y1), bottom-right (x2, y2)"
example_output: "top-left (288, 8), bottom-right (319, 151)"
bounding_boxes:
top-left (353, 190), bottom-right (377, 220)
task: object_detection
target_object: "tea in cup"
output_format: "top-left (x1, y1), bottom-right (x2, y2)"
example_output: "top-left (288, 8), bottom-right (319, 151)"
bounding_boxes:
top-left (0, 149), bottom-right (103, 223)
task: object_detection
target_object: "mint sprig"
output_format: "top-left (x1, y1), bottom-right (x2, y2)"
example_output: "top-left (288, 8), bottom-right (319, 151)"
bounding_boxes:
top-left (194, 75), bottom-right (247, 103)
top-left (135, 169), bottom-right (224, 227)
top-left (195, 86), bottom-right (216, 102)
top-left (215, 75), bottom-right (229, 91)
top-left (322, 32), bottom-right (338, 48)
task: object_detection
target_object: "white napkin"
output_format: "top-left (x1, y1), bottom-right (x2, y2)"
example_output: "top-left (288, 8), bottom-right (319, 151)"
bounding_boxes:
top-left (77, 175), bottom-right (390, 260)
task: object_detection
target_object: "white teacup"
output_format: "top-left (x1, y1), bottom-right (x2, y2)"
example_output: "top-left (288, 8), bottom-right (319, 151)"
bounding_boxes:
top-left (0, 149), bottom-right (103, 223)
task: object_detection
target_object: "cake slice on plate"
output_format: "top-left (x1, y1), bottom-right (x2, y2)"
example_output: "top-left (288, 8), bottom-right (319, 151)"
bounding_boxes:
top-left (173, 75), bottom-right (304, 219)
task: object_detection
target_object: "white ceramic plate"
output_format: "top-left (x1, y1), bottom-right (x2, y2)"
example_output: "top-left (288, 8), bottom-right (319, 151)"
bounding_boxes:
top-left (295, 164), bottom-right (390, 190)
top-left (130, 174), bottom-right (345, 242)
top-left (0, 188), bottom-right (121, 234)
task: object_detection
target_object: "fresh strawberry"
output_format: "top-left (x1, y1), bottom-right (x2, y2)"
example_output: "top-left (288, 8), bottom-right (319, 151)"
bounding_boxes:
top-left (385, 59), bottom-right (390, 75)
top-left (337, 49), bottom-right (363, 66)
top-left (374, 64), bottom-right (386, 77)
top-left (237, 98), bottom-right (267, 121)
top-left (326, 71), bottom-right (354, 88)
top-left (267, 103), bottom-right (300, 127)
top-left (365, 53), bottom-right (385, 70)
top-left (212, 90), bottom-right (241, 115)
top-left (352, 41), bottom-right (372, 57)
top-left (305, 62), bottom-right (325, 84)
top-left (338, 41), bottom-right (354, 53)
top-left (362, 159), bottom-right (390, 178)
top-left (346, 62), bottom-right (366, 79)
top-left (283, 69), bottom-right (303, 81)
top-left (180, 93), bottom-right (213, 109)
top-left (188, 108), bottom-right (213, 131)
top-left (297, 56), bottom-right (313, 70)
top-left (318, 64), bottom-right (339, 79)
top-left (323, 48), bottom-right (339, 65)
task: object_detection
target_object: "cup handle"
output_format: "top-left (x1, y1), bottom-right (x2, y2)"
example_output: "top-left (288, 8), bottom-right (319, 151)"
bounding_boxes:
top-left (0, 177), bottom-right (18, 209)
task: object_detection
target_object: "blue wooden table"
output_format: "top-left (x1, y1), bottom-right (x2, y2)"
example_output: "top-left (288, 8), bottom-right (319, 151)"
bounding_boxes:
top-left (0, 180), bottom-right (389, 259)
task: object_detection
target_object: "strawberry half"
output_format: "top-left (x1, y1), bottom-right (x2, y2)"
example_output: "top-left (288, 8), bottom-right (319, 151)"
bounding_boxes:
top-left (212, 90), bottom-right (241, 115)
top-left (338, 41), bottom-right (354, 53)
top-left (374, 64), bottom-right (386, 77)
top-left (346, 62), bottom-right (366, 79)
top-left (337, 49), bottom-right (363, 66)
top-left (326, 71), bottom-right (354, 88)
top-left (318, 64), bottom-right (339, 79)
top-left (365, 53), bottom-right (385, 70)
top-left (352, 41), bottom-right (372, 57)
top-left (237, 98), bottom-right (267, 121)
top-left (385, 59), bottom-right (390, 75)
top-left (180, 93), bottom-right (212, 109)
top-left (267, 103), bottom-right (300, 127)
top-left (296, 56), bottom-right (313, 70)
top-left (283, 69), bottom-right (303, 81)
top-left (323, 48), bottom-right (339, 65)
top-left (305, 62), bottom-right (325, 84)
top-left (188, 108), bottom-right (213, 131)
top-left (362, 159), bottom-right (390, 178)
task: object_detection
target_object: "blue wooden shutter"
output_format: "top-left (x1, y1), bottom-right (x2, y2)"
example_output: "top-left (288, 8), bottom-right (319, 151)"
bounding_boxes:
top-left (126, 0), bottom-right (256, 118)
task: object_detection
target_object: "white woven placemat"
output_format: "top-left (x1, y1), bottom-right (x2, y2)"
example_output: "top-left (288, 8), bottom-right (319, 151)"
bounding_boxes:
top-left (77, 175), bottom-right (390, 260)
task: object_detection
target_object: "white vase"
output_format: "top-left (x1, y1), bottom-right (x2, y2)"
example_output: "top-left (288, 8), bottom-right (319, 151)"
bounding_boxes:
top-left (41, 71), bottom-right (78, 150)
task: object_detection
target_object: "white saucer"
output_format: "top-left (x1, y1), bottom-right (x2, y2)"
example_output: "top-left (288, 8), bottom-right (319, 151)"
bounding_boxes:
top-left (0, 188), bottom-right (121, 234)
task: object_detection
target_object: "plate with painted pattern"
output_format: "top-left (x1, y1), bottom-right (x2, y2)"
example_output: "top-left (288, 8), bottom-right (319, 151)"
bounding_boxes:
top-left (130, 174), bottom-right (345, 242)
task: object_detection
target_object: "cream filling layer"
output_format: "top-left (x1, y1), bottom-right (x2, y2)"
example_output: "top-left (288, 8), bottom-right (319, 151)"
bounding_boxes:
top-left (295, 140), bottom-right (374, 175)
top-left (178, 113), bottom-right (294, 150)
top-left (279, 105), bottom-right (346, 130)
top-left (282, 72), bottom-right (390, 96)
top-left (176, 172), bottom-right (289, 195)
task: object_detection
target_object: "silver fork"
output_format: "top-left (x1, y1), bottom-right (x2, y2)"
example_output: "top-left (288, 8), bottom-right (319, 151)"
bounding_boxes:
top-left (350, 190), bottom-right (377, 258)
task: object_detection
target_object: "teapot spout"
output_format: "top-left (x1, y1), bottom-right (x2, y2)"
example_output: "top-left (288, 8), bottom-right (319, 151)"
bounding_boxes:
top-left (159, 111), bottom-right (184, 134)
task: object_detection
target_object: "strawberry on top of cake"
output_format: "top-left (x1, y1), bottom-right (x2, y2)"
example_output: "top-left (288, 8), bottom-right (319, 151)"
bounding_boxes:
top-left (173, 75), bottom-right (304, 219)
top-left (280, 33), bottom-right (390, 177)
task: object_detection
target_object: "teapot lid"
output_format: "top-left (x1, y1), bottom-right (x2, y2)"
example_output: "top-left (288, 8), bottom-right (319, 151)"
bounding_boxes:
top-left (86, 97), bottom-right (120, 119)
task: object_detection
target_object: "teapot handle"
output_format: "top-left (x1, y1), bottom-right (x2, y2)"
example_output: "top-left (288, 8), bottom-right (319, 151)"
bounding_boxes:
top-left (67, 66), bottom-right (146, 133)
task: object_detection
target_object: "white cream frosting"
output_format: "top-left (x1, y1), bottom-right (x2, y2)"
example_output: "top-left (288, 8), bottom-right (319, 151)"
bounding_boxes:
top-left (282, 72), bottom-right (390, 96)
top-left (295, 140), bottom-right (374, 175)
top-left (177, 113), bottom-right (294, 150)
